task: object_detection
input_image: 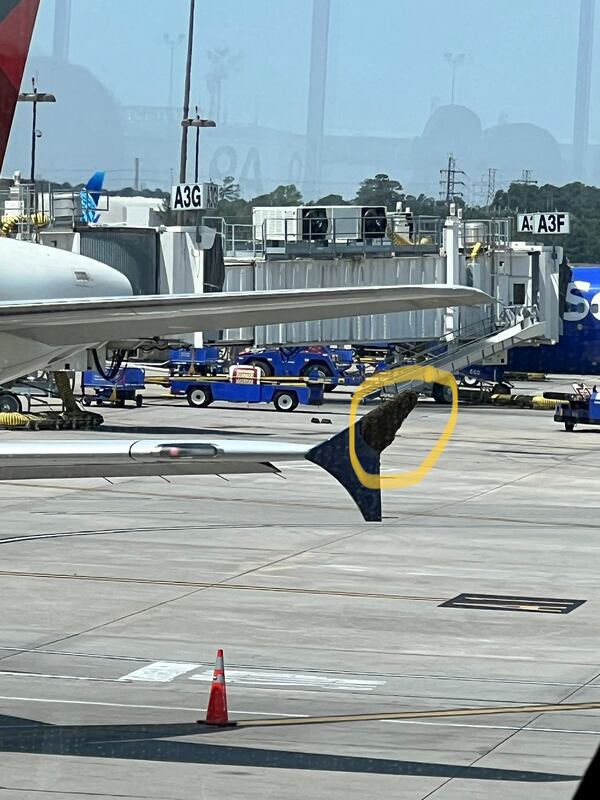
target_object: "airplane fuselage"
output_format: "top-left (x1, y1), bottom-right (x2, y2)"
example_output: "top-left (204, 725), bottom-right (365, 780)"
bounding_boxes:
top-left (507, 265), bottom-right (600, 376)
top-left (0, 237), bottom-right (132, 383)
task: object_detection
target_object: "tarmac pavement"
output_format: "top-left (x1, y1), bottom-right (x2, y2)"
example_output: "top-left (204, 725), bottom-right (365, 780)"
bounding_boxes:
top-left (0, 378), bottom-right (598, 799)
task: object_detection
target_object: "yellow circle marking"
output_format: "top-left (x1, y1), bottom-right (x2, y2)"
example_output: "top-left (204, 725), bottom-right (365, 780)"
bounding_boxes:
top-left (349, 365), bottom-right (458, 490)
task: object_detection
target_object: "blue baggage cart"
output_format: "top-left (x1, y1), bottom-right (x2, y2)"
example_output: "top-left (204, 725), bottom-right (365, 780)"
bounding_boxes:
top-left (236, 346), bottom-right (364, 390)
top-left (168, 347), bottom-right (223, 376)
top-left (81, 368), bottom-right (146, 408)
top-left (170, 374), bottom-right (324, 412)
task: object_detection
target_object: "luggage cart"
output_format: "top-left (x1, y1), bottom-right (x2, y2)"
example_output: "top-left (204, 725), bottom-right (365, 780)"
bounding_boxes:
top-left (170, 365), bottom-right (324, 412)
top-left (168, 347), bottom-right (223, 376)
top-left (81, 368), bottom-right (146, 408)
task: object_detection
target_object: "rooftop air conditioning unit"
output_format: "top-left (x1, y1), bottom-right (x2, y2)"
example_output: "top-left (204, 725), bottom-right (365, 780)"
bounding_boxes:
top-left (321, 205), bottom-right (387, 242)
top-left (252, 205), bottom-right (387, 247)
top-left (252, 206), bottom-right (300, 247)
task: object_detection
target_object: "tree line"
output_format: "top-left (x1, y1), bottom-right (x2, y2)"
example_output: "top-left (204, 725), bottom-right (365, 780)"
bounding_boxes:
top-left (209, 173), bottom-right (450, 222)
top-left (212, 175), bottom-right (600, 263)
top-left (35, 172), bottom-right (600, 263)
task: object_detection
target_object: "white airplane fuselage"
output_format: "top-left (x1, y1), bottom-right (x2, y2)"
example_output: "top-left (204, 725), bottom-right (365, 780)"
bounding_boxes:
top-left (0, 238), bottom-right (132, 384)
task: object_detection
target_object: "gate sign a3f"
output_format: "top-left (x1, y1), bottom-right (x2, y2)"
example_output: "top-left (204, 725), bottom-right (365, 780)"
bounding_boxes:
top-left (517, 212), bottom-right (570, 235)
top-left (170, 182), bottom-right (219, 211)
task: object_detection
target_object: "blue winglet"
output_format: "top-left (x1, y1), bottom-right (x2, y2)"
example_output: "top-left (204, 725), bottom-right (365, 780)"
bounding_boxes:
top-left (305, 392), bottom-right (418, 522)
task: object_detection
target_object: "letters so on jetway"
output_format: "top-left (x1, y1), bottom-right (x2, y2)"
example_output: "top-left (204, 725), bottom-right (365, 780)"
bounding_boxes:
top-left (516, 212), bottom-right (570, 235)
top-left (170, 182), bottom-right (219, 211)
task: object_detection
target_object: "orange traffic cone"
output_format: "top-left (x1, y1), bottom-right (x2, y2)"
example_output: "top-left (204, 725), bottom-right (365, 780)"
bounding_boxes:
top-left (203, 649), bottom-right (229, 725)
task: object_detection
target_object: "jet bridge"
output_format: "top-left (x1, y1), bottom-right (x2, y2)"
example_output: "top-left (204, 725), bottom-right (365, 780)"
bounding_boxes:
top-left (218, 207), bottom-right (563, 358)
top-left (16, 193), bottom-right (562, 363)
top-left (375, 307), bottom-right (548, 402)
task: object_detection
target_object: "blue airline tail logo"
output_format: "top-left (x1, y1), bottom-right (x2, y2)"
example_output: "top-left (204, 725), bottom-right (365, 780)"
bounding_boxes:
top-left (81, 171), bottom-right (105, 223)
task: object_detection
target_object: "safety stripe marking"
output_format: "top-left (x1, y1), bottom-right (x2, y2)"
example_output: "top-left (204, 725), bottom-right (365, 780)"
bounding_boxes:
top-left (118, 661), bottom-right (200, 682)
top-left (190, 669), bottom-right (384, 691)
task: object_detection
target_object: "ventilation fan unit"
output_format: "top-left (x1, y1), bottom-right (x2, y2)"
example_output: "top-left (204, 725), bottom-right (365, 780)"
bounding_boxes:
top-left (361, 206), bottom-right (387, 240)
top-left (301, 207), bottom-right (328, 241)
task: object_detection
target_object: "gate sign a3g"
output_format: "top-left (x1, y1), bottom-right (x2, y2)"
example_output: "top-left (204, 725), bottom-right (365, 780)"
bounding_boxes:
top-left (517, 212), bottom-right (570, 235)
top-left (170, 182), bottom-right (219, 211)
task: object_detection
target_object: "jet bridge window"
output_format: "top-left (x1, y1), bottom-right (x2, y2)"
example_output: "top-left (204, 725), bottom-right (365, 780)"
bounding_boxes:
top-left (512, 283), bottom-right (526, 305)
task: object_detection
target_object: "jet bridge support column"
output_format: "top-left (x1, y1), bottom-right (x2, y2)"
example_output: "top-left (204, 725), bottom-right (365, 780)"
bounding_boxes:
top-left (443, 206), bottom-right (461, 337)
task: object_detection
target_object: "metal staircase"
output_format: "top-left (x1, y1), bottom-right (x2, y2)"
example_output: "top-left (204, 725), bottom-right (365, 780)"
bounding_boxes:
top-left (372, 306), bottom-right (545, 400)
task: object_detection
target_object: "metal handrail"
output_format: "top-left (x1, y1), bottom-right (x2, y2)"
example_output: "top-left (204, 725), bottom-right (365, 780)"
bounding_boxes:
top-left (393, 304), bottom-right (538, 371)
top-left (205, 213), bottom-right (511, 258)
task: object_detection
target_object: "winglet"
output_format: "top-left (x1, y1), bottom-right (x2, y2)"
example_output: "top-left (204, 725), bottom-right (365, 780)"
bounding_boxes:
top-left (305, 392), bottom-right (418, 522)
top-left (0, 0), bottom-right (40, 170)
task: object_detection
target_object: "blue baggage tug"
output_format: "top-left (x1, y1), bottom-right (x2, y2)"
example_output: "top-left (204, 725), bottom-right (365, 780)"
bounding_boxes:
top-left (551, 384), bottom-right (600, 431)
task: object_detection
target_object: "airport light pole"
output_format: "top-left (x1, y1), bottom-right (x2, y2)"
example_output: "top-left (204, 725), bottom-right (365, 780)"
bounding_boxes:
top-left (444, 52), bottom-right (465, 105)
top-left (179, 0), bottom-right (196, 185)
top-left (183, 109), bottom-right (216, 183)
top-left (163, 32), bottom-right (185, 110)
top-left (18, 78), bottom-right (56, 183)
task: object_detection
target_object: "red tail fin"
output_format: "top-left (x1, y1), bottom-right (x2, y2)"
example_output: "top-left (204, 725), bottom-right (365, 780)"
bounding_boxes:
top-left (0, 0), bottom-right (40, 171)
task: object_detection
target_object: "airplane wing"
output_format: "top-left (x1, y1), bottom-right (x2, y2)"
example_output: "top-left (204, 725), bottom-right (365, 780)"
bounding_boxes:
top-left (0, 285), bottom-right (491, 346)
top-left (0, 394), bottom-right (418, 522)
top-left (0, 437), bottom-right (309, 480)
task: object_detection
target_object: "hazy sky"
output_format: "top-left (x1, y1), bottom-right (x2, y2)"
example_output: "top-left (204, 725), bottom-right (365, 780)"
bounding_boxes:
top-left (28, 0), bottom-right (587, 141)
top-left (4, 0), bottom-right (595, 195)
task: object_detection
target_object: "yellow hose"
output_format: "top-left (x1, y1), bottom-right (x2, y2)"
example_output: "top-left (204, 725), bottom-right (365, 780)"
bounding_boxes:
top-left (469, 242), bottom-right (482, 259)
top-left (505, 372), bottom-right (547, 381)
top-left (0, 212), bottom-right (50, 236)
top-left (52, 370), bottom-right (80, 412)
top-left (0, 372), bottom-right (103, 429)
top-left (0, 412), bottom-right (31, 427)
top-left (490, 393), bottom-right (565, 411)
top-left (532, 396), bottom-right (560, 410)
top-left (0, 411), bottom-right (64, 429)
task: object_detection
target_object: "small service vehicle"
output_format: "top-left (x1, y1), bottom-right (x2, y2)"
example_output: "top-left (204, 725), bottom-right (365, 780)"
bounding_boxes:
top-left (170, 365), bottom-right (324, 412)
top-left (550, 383), bottom-right (600, 431)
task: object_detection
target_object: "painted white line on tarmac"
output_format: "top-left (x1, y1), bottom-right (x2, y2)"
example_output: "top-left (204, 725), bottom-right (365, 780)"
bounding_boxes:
top-left (0, 695), bottom-right (598, 734)
top-left (118, 661), bottom-right (201, 682)
top-left (325, 564), bottom-right (367, 572)
top-left (385, 719), bottom-right (600, 736)
top-left (190, 669), bottom-right (384, 691)
top-left (0, 670), bottom-right (122, 683)
top-left (0, 694), bottom-right (308, 716)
